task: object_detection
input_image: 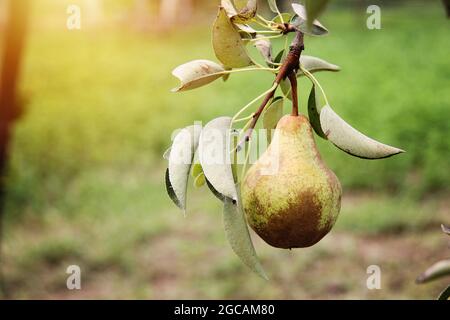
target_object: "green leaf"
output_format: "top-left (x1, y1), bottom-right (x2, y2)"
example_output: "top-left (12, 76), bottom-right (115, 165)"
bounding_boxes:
top-left (305, 0), bottom-right (330, 26)
top-left (263, 97), bottom-right (284, 144)
top-left (199, 117), bottom-right (238, 201)
top-left (166, 125), bottom-right (202, 211)
top-left (291, 3), bottom-right (328, 36)
top-left (213, 7), bottom-right (254, 68)
top-left (223, 194), bottom-right (267, 280)
top-left (267, 0), bottom-right (279, 13)
top-left (271, 13), bottom-right (292, 24)
top-left (280, 78), bottom-right (292, 100)
top-left (191, 162), bottom-right (203, 178)
top-left (320, 105), bottom-right (405, 159)
top-left (299, 55), bottom-right (340, 75)
top-left (273, 49), bottom-right (285, 64)
top-left (253, 36), bottom-right (273, 65)
top-left (416, 259), bottom-right (450, 283)
top-left (307, 85), bottom-right (327, 139)
top-left (171, 60), bottom-right (226, 92)
top-left (194, 173), bottom-right (206, 188)
top-left (442, 224), bottom-right (450, 235)
top-left (231, 0), bottom-right (258, 24)
top-left (438, 285), bottom-right (450, 300)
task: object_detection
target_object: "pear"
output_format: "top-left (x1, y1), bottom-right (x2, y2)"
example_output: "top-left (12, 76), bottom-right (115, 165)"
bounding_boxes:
top-left (242, 115), bottom-right (342, 249)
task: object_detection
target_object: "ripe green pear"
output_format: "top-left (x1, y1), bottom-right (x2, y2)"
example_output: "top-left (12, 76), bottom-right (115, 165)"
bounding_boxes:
top-left (242, 115), bottom-right (342, 249)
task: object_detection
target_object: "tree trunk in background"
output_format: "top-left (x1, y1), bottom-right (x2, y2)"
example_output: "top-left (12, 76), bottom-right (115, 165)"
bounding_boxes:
top-left (0, 0), bottom-right (29, 297)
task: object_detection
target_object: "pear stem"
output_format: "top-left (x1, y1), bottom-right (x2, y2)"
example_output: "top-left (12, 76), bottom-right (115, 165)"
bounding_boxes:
top-left (288, 72), bottom-right (299, 116)
top-left (236, 31), bottom-right (304, 150)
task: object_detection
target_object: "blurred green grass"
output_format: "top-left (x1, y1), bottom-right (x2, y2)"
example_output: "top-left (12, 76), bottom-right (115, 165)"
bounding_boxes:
top-left (2, 2), bottom-right (449, 299)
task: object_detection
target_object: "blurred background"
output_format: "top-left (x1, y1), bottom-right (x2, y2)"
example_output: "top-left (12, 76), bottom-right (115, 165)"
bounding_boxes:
top-left (0, 0), bottom-right (448, 299)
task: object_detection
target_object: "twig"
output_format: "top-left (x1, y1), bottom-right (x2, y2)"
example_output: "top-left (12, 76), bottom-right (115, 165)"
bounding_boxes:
top-left (288, 72), bottom-right (298, 116)
top-left (236, 32), bottom-right (305, 150)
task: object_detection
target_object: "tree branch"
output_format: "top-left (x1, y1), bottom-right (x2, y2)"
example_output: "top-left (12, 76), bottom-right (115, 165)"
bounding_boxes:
top-left (237, 31), bottom-right (304, 150)
top-left (288, 72), bottom-right (298, 116)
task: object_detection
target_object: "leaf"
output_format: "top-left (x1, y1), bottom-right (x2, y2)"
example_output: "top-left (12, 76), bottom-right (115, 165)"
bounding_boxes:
top-left (166, 125), bottom-right (202, 211)
top-left (213, 7), bottom-right (253, 68)
top-left (291, 3), bottom-right (328, 36)
top-left (442, 224), bottom-right (450, 235)
top-left (231, 0), bottom-right (258, 24)
top-left (280, 78), bottom-right (292, 100)
top-left (163, 147), bottom-right (171, 160)
top-left (305, 0), bottom-right (330, 26)
top-left (267, 0), bottom-right (279, 13)
top-left (223, 194), bottom-right (267, 280)
top-left (165, 169), bottom-right (181, 208)
top-left (199, 117), bottom-right (238, 201)
top-left (416, 259), bottom-right (450, 284)
top-left (254, 36), bottom-right (273, 65)
top-left (171, 60), bottom-right (226, 92)
top-left (206, 178), bottom-right (226, 202)
top-left (438, 286), bottom-right (450, 300)
top-left (307, 85), bottom-right (327, 139)
top-left (191, 162), bottom-right (203, 178)
top-left (263, 97), bottom-right (284, 143)
top-left (221, 0), bottom-right (237, 16)
top-left (299, 55), bottom-right (340, 75)
top-left (272, 13), bottom-right (292, 24)
top-left (221, 1), bottom-right (256, 35)
top-left (194, 173), bottom-right (206, 188)
top-left (320, 105), bottom-right (405, 159)
top-left (273, 49), bottom-right (285, 64)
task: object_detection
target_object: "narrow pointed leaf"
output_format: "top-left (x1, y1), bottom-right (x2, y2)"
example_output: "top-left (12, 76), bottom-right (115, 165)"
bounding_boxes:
top-left (416, 259), bottom-right (450, 283)
top-left (438, 286), bottom-right (450, 300)
top-left (305, 0), bottom-right (330, 26)
top-left (274, 49), bottom-right (285, 64)
top-left (263, 97), bottom-right (284, 143)
top-left (291, 3), bottom-right (328, 36)
top-left (320, 105), bottom-right (405, 159)
top-left (199, 117), bottom-right (238, 201)
top-left (267, 0), bottom-right (279, 13)
top-left (213, 7), bottom-right (253, 68)
top-left (272, 13), bottom-right (292, 24)
top-left (191, 162), bottom-right (203, 178)
top-left (194, 173), bottom-right (206, 188)
top-left (172, 60), bottom-right (226, 92)
top-left (223, 196), bottom-right (268, 280)
top-left (167, 125), bottom-right (202, 210)
top-left (442, 224), bottom-right (450, 235)
top-left (254, 36), bottom-right (273, 65)
top-left (307, 86), bottom-right (327, 139)
top-left (280, 78), bottom-right (292, 100)
top-left (299, 55), bottom-right (340, 75)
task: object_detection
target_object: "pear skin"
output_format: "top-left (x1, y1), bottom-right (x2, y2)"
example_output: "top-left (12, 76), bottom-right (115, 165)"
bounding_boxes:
top-left (242, 115), bottom-right (342, 249)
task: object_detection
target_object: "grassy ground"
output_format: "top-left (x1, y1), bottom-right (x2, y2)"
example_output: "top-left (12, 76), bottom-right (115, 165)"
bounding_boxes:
top-left (1, 2), bottom-right (449, 299)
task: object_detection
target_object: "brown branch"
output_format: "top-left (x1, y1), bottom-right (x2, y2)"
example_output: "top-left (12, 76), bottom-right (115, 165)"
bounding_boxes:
top-left (237, 32), bottom-right (304, 150)
top-left (288, 72), bottom-right (298, 116)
